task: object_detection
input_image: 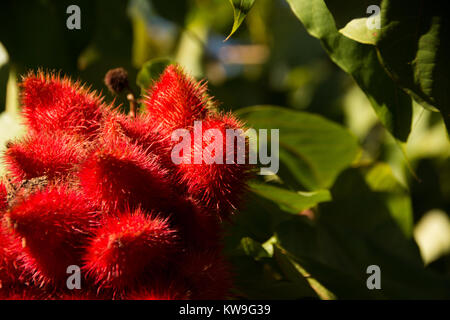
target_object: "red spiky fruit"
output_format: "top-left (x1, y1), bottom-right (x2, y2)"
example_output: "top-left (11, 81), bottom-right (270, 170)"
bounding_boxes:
top-left (179, 251), bottom-right (232, 300)
top-left (5, 133), bottom-right (87, 182)
top-left (0, 287), bottom-right (49, 300)
top-left (126, 282), bottom-right (189, 300)
top-left (170, 197), bottom-right (221, 250)
top-left (0, 65), bottom-right (253, 300)
top-left (5, 186), bottom-right (98, 286)
top-left (83, 209), bottom-right (178, 290)
top-left (144, 65), bottom-right (212, 133)
top-left (79, 134), bottom-right (174, 212)
top-left (0, 221), bottom-right (21, 290)
top-left (101, 113), bottom-right (174, 170)
top-left (21, 71), bottom-right (108, 138)
top-left (0, 182), bottom-right (6, 211)
top-left (176, 115), bottom-right (252, 219)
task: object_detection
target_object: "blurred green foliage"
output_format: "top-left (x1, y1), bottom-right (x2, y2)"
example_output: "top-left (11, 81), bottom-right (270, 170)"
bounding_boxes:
top-left (0, 0), bottom-right (449, 299)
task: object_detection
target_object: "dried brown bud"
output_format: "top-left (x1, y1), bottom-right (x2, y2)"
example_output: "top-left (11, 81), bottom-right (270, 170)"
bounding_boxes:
top-left (104, 68), bottom-right (129, 94)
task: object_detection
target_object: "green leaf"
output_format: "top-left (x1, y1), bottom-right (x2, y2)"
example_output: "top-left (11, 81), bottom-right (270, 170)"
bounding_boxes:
top-left (228, 253), bottom-right (319, 299)
top-left (273, 246), bottom-right (331, 299)
top-left (250, 181), bottom-right (331, 214)
top-left (236, 105), bottom-right (359, 190)
top-left (285, 0), bottom-right (413, 142)
top-left (240, 237), bottom-right (271, 260)
top-left (136, 58), bottom-right (173, 91)
top-left (339, 18), bottom-right (378, 45)
top-left (324, 0), bottom-right (380, 30)
top-left (226, 0), bottom-right (256, 41)
top-left (276, 168), bottom-right (450, 299)
top-left (365, 163), bottom-right (413, 237)
top-left (275, 217), bottom-right (380, 299)
top-left (376, 0), bottom-right (450, 135)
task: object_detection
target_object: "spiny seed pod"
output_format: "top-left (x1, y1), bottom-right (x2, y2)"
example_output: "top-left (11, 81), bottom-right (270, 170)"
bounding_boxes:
top-left (83, 209), bottom-right (178, 290)
top-left (79, 134), bottom-right (174, 213)
top-left (0, 65), bottom-right (253, 300)
top-left (0, 222), bottom-right (20, 290)
top-left (144, 65), bottom-right (213, 133)
top-left (0, 182), bottom-right (6, 211)
top-left (104, 68), bottom-right (130, 94)
top-left (101, 113), bottom-right (174, 170)
top-left (5, 187), bottom-right (99, 286)
top-left (4, 133), bottom-right (87, 182)
top-left (177, 115), bottom-right (252, 219)
top-left (21, 71), bottom-right (108, 137)
top-left (126, 283), bottom-right (189, 300)
top-left (178, 251), bottom-right (232, 300)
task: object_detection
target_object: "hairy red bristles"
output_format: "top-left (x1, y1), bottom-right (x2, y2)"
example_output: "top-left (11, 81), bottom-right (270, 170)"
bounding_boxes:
top-left (4, 133), bottom-right (87, 182)
top-left (5, 187), bottom-right (98, 286)
top-left (171, 197), bottom-right (222, 250)
top-left (0, 66), bottom-right (253, 300)
top-left (177, 115), bottom-right (252, 219)
top-left (126, 283), bottom-right (189, 300)
top-left (79, 134), bottom-right (174, 212)
top-left (21, 71), bottom-right (108, 137)
top-left (83, 209), bottom-right (178, 290)
top-left (179, 251), bottom-right (232, 300)
top-left (0, 182), bottom-right (6, 211)
top-left (0, 287), bottom-right (49, 300)
top-left (102, 113), bottom-right (173, 166)
top-left (144, 65), bottom-right (212, 133)
top-left (0, 222), bottom-right (21, 290)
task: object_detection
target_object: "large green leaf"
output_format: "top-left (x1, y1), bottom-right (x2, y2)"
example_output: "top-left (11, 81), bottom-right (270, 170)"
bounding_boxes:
top-left (276, 168), bottom-right (450, 299)
top-left (285, 0), bottom-right (412, 142)
top-left (237, 105), bottom-right (359, 190)
top-left (376, 0), bottom-right (450, 135)
top-left (249, 181), bottom-right (331, 214)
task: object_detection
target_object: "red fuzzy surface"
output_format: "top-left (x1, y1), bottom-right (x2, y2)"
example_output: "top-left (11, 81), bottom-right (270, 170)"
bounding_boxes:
top-left (21, 71), bottom-right (108, 138)
top-left (5, 133), bottom-right (87, 182)
top-left (79, 134), bottom-right (174, 213)
top-left (5, 187), bottom-right (98, 286)
top-left (0, 182), bottom-right (6, 211)
top-left (177, 115), bottom-right (253, 219)
top-left (144, 65), bottom-right (212, 133)
top-left (83, 209), bottom-right (178, 290)
top-left (179, 251), bottom-right (232, 300)
top-left (0, 65), bottom-right (253, 300)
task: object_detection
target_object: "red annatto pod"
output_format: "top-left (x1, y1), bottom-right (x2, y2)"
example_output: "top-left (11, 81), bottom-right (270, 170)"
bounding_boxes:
top-left (0, 66), bottom-right (253, 300)
top-left (20, 71), bottom-right (109, 138)
top-left (176, 114), bottom-right (253, 219)
top-left (0, 287), bottom-right (50, 300)
top-left (78, 133), bottom-right (174, 213)
top-left (101, 113), bottom-right (174, 170)
top-left (144, 64), bottom-right (214, 133)
top-left (126, 282), bottom-right (190, 300)
top-left (170, 197), bottom-right (222, 250)
top-left (0, 221), bottom-right (21, 291)
top-left (178, 251), bottom-right (232, 300)
top-left (83, 209), bottom-right (178, 291)
top-left (4, 133), bottom-right (87, 182)
top-left (0, 182), bottom-right (6, 211)
top-left (5, 186), bottom-right (99, 287)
